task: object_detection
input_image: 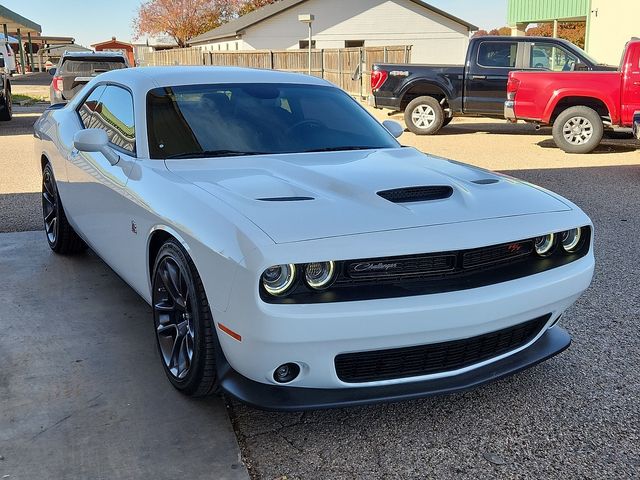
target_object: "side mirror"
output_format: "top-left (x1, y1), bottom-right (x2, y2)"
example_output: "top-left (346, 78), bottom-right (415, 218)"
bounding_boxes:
top-left (574, 62), bottom-right (588, 71)
top-left (49, 67), bottom-right (57, 76)
top-left (73, 129), bottom-right (120, 166)
top-left (383, 119), bottom-right (404, 138)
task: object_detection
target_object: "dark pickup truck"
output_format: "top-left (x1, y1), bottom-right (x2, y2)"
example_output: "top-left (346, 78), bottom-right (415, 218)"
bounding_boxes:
top-left (369, 36), bottom-right (616, 135)
top-left (0, 54), bottom-right (11, 121)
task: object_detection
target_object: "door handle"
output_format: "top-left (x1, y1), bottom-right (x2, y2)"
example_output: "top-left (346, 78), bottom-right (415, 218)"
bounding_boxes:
top-left (471, 75), bottom-right (486, 80)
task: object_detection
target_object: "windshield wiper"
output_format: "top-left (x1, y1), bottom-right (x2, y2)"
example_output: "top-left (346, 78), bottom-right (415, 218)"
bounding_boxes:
top-left (164, 150), bottom-right (267, 159)
top-left (303, 146), bottom-right (381, 153)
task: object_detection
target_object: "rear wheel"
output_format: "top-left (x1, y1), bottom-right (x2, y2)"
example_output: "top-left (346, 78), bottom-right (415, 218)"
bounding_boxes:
top-left (404, 96), bottom-right (445, 135)
top-left (0, 88), bottom-right (11, 121)
top-left (42, 163), bottom-right (87, 254)
top-left (552, 106), bottom-right (603, 154)
top-left (152, 239), bottom-right (220, 397)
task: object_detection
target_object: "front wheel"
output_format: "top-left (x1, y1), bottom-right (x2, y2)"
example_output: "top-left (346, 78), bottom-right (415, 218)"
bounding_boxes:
top-left (152, 239), bottom-right (220, 397)
top-left (42, 163), bottom-right (87, 254)
top-left (404, 96), bottom-right (445, 135)
top-left (552, 106), bottom-right (603, 154)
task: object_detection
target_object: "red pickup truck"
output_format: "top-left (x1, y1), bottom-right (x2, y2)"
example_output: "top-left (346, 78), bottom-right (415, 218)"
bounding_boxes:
top-left (505, 39), bottom-right (640, 153)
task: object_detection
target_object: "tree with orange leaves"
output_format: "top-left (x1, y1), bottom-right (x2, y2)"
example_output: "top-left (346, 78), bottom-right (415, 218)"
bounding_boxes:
top-left (133, 0), bottom-right (280, 48)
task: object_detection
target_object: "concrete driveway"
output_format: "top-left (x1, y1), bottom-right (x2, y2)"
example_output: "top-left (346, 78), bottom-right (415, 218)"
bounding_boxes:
top-left (0, 231), bottom-right (248, 480)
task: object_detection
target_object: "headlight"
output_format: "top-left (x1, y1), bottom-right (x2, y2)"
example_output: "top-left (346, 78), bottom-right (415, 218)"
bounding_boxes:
top-left (304, 261), bottom-right (336, 290)
top-left (561, 228), bottom-right (582, 252)
top-left (262, 264), bottom-right (296, 296)
top-left (534, 233), bottom-right (555, 257)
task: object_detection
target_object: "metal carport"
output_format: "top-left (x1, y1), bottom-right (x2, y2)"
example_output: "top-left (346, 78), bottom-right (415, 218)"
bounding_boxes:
top-left (0, 4), bottom-right (41, 73)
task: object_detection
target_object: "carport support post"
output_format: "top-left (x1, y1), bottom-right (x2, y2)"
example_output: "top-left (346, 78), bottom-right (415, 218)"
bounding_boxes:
top-left (2, 23), bottom-right (7, 44)
top-left (552, 19), bottom-right (559, 38)
top-left (27, 32), bottom-right (34, 72)
top-left (16, 28), bottom-right (25, 74)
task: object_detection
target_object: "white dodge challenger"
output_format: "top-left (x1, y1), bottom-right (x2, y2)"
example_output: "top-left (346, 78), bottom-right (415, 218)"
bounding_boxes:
top-left (34, 67), bottom-right (594, 410)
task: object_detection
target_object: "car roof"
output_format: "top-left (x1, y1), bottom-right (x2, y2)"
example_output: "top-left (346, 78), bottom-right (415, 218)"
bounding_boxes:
top-left (62, 51), bottom-right (127, 58)
top-left (95, 66), bottom-right (334, 89)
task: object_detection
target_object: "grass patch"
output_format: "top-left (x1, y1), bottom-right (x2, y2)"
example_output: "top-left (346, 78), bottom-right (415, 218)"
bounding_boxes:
top-left (12, 93), bottom-right (48, 104)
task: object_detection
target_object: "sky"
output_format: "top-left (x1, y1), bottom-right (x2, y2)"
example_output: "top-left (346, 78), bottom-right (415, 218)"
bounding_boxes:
top-left (1, 0), bottom-right (508, 48)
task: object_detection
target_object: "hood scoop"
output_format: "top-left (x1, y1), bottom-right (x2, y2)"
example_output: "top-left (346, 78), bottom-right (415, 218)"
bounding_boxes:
top-left (378, 186), bottom-right (453, 204)
top-left (257, 196), bottom-right (314, 202)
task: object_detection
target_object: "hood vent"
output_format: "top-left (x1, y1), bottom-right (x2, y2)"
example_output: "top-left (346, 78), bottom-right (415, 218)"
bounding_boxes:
top-left (257, 196), bottom-right (314, 202)
top-left (472, 178), bottom-right (499, 185)
top-left (377, 186), bottom-right (453, 204)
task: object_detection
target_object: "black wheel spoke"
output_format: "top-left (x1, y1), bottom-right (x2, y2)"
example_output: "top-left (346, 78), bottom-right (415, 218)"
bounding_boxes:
top-left (42, 170), bottom-right (58, 244)
top-left (153, 256), bottom-right (196, 381)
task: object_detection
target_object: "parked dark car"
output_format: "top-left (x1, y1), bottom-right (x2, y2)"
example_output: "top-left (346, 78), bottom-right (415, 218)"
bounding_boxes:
top-left (0, 53), bottom-right (11, 121)
top-left (369, 36), bottom-right (616, 135)
top-left (49, 51), bottom-right (129, 104)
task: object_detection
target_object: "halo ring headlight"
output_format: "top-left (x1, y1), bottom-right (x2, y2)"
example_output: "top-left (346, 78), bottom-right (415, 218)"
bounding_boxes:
top-left (262, 264), bottom-right (296, 296)
top-left (561, 228), bottom-right (582, 253)
top-left (534, 233), bottom-right (555, 257)
top-left (304, 261), bottom-right (336, 290)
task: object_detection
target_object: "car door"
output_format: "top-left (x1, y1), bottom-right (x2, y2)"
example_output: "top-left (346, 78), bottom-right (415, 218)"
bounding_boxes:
top-left (464, 40), bottom-right (520, 115)
top-left (65, 83), bottom-right (138, 277)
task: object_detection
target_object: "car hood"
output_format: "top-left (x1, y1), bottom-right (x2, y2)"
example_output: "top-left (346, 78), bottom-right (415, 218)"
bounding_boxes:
top-left (165, 148), bottom-right (571, 244)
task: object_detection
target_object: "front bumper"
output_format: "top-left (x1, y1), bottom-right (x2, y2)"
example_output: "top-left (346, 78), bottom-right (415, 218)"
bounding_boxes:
top-left (504, 100), bottom-right (516, 122)
top-left (218, 326), bottom-right (571, 411)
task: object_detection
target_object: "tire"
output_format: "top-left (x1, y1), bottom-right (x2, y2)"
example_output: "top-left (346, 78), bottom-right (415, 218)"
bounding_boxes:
top-left (0, 88), bottom-right (12, 121)
top-left (152, 239), bottom-right (220, 397)
top-left (42, 163), bottom-right (87, 254)
top-left (404, 96), bottom-right (445, 135)
top-left (552, 106), bottom-right (604, 154)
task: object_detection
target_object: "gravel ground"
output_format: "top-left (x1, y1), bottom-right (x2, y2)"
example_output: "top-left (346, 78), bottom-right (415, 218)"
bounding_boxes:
top-left (2, 102), bottom-right (640, 479)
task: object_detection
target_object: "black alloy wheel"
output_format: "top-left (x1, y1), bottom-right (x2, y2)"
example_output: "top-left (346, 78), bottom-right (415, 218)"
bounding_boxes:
top-left (152, 239), bottom-right (220, 396)
top-left (42, 165), bottom-right (58, 245)
top-left (41, 163), bottom-right (86, 254)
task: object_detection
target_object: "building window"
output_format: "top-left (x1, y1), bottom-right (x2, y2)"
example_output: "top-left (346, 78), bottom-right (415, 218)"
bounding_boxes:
top-left (299, 40), bottom-right (317, 49)
top-left (345, 40), bottom-right (364, 48)
top-left (235, 42), bottom-right (239, 50)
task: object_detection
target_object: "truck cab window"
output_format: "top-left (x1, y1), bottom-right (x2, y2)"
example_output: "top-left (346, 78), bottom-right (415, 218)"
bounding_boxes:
top-left (477, 42), bottom-right (517, 68)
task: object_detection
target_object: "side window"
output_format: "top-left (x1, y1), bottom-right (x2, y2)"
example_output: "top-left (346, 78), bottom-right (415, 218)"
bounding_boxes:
top-left (528, 42), bottom-right (579, 71)
top-left (477, 42), bottom-right (518, 68)
top-left (92, 85), bottom-right (136, 153)
top-left (77, 85), bottom-right (106, 128)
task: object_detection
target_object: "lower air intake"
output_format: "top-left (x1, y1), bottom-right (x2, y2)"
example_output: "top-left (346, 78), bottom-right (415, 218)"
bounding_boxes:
top-left (335, 314), bottom-right (550, 383)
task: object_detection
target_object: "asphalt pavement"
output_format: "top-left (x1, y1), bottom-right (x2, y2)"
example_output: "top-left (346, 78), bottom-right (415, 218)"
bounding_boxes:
top-left (1, 107), bottom-right (639, 479)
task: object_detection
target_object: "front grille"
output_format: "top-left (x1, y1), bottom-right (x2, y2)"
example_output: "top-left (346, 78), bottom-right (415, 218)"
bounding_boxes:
top-left (462, 240), bottom-right (533, 269)
top-left (344, 253), bottom-right (456, 281)
top-left (335, 314), bottom-right (550, 383)
top-left (377, 186), bottom-right (453, 203)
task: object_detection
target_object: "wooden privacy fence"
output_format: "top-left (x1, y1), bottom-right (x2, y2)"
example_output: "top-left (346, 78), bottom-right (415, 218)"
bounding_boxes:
top-left (141, 46), bottom-right (411, 97)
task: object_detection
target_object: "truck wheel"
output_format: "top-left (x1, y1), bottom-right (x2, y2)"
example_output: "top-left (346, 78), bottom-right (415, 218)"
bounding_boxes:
top-left (0, 88), bottom-right (11, 121)
top-left (404, 96), bottom-right (444, 135)
top-left (552, 106), bottom-right (603, 154)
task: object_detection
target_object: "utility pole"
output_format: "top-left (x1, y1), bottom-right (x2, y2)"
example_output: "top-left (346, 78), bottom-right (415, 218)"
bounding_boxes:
top-left (298, 14), bottom-right (315, 76)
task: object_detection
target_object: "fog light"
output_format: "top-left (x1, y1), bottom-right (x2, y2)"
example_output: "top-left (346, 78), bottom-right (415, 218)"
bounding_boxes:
top-left (273, 363), bottom-right (300, 383)
top-left (561, 228), bottom-right (582, 253)
top-left (534, 233), bottom-right (555, 257)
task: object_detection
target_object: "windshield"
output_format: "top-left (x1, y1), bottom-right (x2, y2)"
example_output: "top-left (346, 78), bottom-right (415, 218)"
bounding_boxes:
top-left (59, 58), bottom-right (126, 75)
top-left (146, 83), bottom-right (399, 159)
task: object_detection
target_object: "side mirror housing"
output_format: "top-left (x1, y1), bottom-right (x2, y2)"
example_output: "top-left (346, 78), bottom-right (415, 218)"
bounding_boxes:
top-left (49, 67), bottom-right (57, 76)
top-left (382, 119), bottom-right (404, 138)
top-left (574, 62), bottom-right (588, 71)
top-left (73, 129), bottom-right (120, 165)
